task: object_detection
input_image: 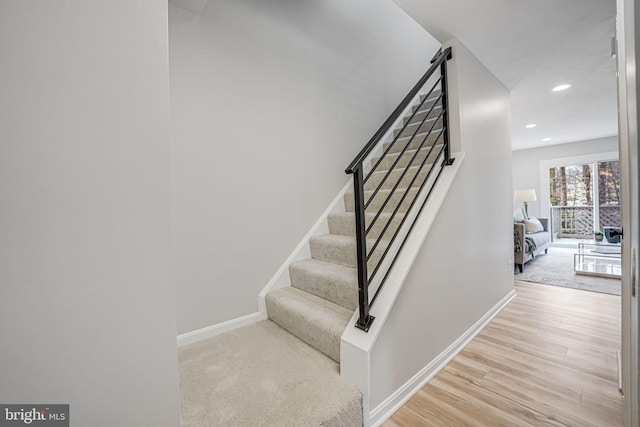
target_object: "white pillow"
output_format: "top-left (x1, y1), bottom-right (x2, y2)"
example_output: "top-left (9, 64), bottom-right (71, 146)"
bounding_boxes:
top-left (523, 217), bottom-right (544, 233)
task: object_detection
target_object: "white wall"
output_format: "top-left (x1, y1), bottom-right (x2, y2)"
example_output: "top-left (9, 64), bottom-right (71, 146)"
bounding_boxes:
top-left (369, 39), bottom-right (514, 409)
top-left (169, 0), bottom-right (441, 334)
top-left (512, 136), bottom-right (619, 217)
top-left (0, 2), bottom-right (180, 426)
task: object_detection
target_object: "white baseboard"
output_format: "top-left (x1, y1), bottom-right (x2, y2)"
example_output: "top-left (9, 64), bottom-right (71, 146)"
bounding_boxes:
top-left (368, 288), bottom-right (517, 426)
top-left (177, 312), bottom-right (265, 347)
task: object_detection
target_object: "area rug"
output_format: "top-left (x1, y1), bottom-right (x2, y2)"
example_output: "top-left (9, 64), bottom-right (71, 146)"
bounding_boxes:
top-left (515, 247), bottom-right (621, 295)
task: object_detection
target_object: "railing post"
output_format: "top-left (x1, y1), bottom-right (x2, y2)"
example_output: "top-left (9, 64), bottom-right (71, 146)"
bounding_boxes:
top-left (352, 166), bottom-right (374, 332)
top-left (439, 49), bottom-right (454, 167)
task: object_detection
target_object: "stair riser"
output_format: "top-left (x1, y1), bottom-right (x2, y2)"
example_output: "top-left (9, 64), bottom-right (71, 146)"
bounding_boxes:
top-left (404, 106), bottom-right (442, 126)
top-left (328, 212), bottom-right (405, 241)
top-left (310, 236), bottom-right (356, 268)
top-left (309, 236), bottom-right (386, 272)
top-left (372, 145), bottom-right (442, 171)
top-left (394, 117), bottom-right (444, 139)
top-left (413, 96), bottom-right (440, 112)
top-left (384, 131), bottom-right (442, 154)
top-left (266, 294), bottom-right (343, 362)
top-left (289, 263), bottom-right (358, 311)
top-left (365, 165), bottom-right (431, 191)
top-left (344, 188), bottom-right (420, 214)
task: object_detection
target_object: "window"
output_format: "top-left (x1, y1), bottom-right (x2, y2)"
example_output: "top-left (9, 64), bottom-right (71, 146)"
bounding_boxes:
top-left (548, 161), bottom-right (620, 239)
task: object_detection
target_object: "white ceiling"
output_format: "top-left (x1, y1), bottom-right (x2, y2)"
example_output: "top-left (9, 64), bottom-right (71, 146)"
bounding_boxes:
top-left (394, 0), bottom-right (618, 151)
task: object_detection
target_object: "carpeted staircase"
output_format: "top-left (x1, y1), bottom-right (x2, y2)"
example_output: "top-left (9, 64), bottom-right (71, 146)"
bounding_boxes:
top-left (179, 91), bottom-right (444, 427)
top-left (265, 92), bottom-right (444, 366)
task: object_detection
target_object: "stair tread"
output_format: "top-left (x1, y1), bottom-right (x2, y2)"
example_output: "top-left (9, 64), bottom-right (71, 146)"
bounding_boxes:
top-left (369, 163), bottom-right (433, 177)
top-left (289, 259), bottom-right (357, 310)
top-left (365, 163), bottom-right (435, 190)
top-left (375, 144), bottom-right (444, 158)
top-left (413, 100), bottom-right (442, 109)
top-left (394, 118), bottom-right (444, 138)
top-left (266, 287), bottom-right (351, 362)
top-left (401, 116), bottom-right (439, 127)
top-left (291, 258), bottom-right (356, 276)
top-left (328, 210), bottom-right (406, 242)
top-left (346, 186), bottom-right (417, 196)
top-left (311, 233), bottom-right (354, 244)
top-left (396, 129), bottom-right (443, 143)
top-left (412, 103), bottom-right (442, 114)
top-left (376, 145), bottom-right (439, 157)
top-left (328, 211), bottom-right (400, 220)
top-left (310, 233), bottom-right (379, 246)
top-left (269, 287), bottom-right (352, 323)
top-left (383, 131), bottom-right (444, 155)
top-left (309, 233), bottom-right (387, 269)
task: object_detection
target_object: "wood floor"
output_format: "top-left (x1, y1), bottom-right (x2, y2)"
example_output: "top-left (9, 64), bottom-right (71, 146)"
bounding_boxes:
top-left (384, 280), bottom-right (622, 427)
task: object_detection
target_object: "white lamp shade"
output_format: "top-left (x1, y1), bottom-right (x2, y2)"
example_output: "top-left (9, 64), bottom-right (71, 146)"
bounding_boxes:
top-left (514, 189), bottom-right (537, 202)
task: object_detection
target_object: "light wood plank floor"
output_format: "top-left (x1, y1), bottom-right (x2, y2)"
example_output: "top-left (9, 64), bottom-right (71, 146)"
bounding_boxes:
top-left (384, 280), bottom-right (622, 427)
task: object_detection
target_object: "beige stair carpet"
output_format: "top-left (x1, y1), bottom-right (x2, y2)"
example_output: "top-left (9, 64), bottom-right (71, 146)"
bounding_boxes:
top-left (264, 91), bottom-right (444, 364)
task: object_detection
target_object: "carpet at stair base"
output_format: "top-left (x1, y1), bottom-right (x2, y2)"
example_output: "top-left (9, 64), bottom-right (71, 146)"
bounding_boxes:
top-left (179, 320), bottom-right (362, 427)
top-left (515, 247), bottom-right (620, 296)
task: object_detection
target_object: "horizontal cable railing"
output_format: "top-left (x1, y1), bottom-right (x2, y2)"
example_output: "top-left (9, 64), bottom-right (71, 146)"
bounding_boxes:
top-left (345, 47), bottom-right (453, 331)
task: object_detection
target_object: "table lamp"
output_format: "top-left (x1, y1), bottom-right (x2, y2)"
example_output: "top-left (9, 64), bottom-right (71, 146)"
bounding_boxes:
top-left (514, 189), bottom-right (537, 218)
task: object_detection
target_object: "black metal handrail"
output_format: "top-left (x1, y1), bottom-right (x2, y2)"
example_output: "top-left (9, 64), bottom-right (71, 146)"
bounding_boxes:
top-left (345, 47), bottom-right (453, 332)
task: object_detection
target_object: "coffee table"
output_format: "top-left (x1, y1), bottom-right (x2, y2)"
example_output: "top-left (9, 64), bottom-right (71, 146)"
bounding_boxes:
top-left (574, 240), bottom-right (622, 278)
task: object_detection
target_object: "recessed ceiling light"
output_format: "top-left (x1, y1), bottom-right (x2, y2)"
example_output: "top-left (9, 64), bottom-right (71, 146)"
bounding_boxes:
top-left (542, 137), bottom-right (552, 142)
top-left (525, 124), bottom-right (537, 129)
top-left (552, 84), bottom-right (571, 92)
